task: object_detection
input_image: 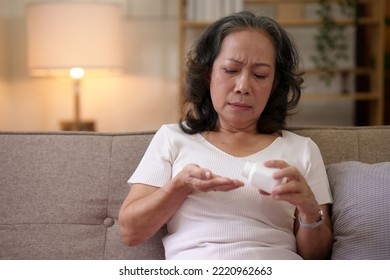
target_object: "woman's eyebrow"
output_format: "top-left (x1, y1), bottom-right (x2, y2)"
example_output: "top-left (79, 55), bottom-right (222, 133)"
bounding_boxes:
top-left (225, 58), bottom-right (272, 68)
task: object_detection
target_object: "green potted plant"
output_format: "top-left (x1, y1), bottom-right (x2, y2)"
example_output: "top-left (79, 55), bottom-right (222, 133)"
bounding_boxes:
top-left (311, 0), bottom-right (358, 86)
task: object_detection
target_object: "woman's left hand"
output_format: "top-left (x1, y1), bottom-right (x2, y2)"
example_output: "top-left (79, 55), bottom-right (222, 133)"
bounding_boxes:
top-left (263, 160), bottom-right (320, 220)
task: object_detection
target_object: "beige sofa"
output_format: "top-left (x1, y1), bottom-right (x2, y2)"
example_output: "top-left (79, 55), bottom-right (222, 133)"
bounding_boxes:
top-left (0, 126), bottom-right (389, 260)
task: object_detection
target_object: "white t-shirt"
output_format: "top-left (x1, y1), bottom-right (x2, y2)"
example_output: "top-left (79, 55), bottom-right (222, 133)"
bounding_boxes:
top-left (129, 124), bottom-right (332, 260)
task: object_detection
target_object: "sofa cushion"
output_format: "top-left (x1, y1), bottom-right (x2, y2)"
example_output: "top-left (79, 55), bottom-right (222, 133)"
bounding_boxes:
top-left (327, 161), bottom-right (390, 259)
top-left (0, 133), bottom-right (113, 259)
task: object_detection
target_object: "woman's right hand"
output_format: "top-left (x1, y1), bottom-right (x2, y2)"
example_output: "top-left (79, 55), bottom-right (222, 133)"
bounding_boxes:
top-left (119, 164), bottom-right (243, 246)
top-left (170, 164), bottom-right (244, 193)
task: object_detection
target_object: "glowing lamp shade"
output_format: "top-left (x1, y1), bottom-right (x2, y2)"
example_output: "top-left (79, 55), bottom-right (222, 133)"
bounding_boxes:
top-left (25, 2), bottom-right (124, 131)
top-left (26, 2), bottom-right (124, 77)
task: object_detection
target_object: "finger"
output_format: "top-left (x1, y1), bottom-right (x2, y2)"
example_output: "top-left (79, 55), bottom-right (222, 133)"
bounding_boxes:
top-left (216, 179), bottom-right (244, 191)
top-left (259, 189), bottom-right (271, 196)
top-left (205, 177), bottom-right (238, 189)
top-left (202, 169), bottom-right (212, 180)
top-left (191, 176), bottom-right (226, 190)
top-left (212, 184), bottom-right (244, 192)
top-left (272, 166), bottom-right (300, 181)
top-left (185, 166), bottom-right (212, 181)
top-left (203, 178), bottom-right (244, 192)
top-left (272, 180), bottom-right (300, 194)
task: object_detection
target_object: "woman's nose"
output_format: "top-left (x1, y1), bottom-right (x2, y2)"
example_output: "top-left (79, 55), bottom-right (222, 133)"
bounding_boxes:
top-left (234, 73), bottom-right (251, 95)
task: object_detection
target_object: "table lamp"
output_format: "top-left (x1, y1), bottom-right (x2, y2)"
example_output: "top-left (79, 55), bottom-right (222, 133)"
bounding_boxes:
top-left (26, 2), bottom-right (124, 131)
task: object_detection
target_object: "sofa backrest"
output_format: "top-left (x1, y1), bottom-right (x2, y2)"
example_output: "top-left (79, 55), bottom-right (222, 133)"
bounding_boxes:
top-left (291, 126), bottom-right (390, 165)
top-left (0, 126), bottom-right (389, 259)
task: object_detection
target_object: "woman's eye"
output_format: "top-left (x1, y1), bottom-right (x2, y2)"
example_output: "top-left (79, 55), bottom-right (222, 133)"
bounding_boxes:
top-left (254, 74), bottom-right (266, 79)
top-left (223, 68), bottom-right (237, 74)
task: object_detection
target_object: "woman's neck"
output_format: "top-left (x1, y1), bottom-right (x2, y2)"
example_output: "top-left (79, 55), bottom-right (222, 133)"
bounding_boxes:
top-left (215, 119), bottom-right (258, 135)
top-left (202, 125), bottom-right (279, 157)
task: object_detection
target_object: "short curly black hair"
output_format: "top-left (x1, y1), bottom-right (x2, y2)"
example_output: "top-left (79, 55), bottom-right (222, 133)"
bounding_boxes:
top-left (179, 11), bottom-right (303, 134)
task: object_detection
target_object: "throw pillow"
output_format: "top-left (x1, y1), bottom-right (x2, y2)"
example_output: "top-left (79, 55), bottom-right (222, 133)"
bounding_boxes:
top-left (327, 161), bottom-right (390, 260)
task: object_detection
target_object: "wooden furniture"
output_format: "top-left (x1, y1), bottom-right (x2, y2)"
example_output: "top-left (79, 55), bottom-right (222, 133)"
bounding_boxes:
top-left (177, 0), bottom-right (385, 125)
top-left (385, 1), bottom-right (390, 125)
top-left (60, 120), bottom-right (95, 131)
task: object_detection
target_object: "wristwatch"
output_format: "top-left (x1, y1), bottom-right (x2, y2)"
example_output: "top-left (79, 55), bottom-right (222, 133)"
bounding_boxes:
top-left (298, 208), bottom-right (325, 229)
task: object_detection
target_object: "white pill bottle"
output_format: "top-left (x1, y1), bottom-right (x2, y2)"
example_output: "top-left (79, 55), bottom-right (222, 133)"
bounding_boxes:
top-left (242, 162), bottom-right (285, 194)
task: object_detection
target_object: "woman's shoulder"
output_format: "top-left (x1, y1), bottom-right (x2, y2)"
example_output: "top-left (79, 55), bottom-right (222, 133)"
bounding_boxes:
top-left (156, 123), bottom-right (198, 142)
top-left (155, 123), bottom-right (201, 154)
top-left (281, 129), bottom-right (309, 141)
top-left (158, 123), bottom-right (185, 135)
top-left (281, 129), bottom-right (321, 152)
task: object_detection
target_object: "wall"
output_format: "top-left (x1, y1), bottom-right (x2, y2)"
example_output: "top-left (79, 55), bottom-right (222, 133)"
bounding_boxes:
top-left (0, 0), bottom-right (11, 129)
top-left (2, 0), bottom-right (179, 132)
top-left (245, 2), bottom-right (355, 127)
top-left (0, 0), bottom-right (355, 132)
top-left (286, 24), bottom-right (355, 127)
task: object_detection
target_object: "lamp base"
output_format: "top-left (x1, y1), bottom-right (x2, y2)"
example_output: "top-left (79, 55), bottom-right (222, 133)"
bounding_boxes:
top-left (60, 120), bottom-right (95, 131)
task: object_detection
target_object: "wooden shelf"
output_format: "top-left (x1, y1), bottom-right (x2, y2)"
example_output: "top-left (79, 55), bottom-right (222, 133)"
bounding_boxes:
top-left (302, 92), bottom-right (381, 101)
top-left (178, 0), bottom-right (385, 125)
top-left (181, 17), bottom-right (380, 29)
top-left (303, 67), bottom-right (373, 75)
top-left (244, 0), bottom-right (376, 4)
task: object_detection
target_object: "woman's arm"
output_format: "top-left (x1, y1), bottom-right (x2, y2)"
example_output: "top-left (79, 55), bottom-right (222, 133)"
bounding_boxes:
top-left (119, 164), bottom-right (244, 246)
top-left (294, 204), bottom-right (333, 259)
top-left (118, 181), bottom-right (191, 246)
top-left (265, 160), bottom-right (333, 259)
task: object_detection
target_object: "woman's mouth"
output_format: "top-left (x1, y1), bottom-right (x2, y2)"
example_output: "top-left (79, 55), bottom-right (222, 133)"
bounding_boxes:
top-left (228, 102), bottom-right (252, 110)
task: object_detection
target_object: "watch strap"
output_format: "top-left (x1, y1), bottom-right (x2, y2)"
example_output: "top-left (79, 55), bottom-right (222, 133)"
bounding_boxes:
top-left (298, 208), bottom-right (325, 229)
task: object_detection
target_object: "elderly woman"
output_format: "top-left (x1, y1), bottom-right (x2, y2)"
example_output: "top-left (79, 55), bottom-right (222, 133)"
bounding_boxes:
top-left (119, 11), bottom-right (333, 260)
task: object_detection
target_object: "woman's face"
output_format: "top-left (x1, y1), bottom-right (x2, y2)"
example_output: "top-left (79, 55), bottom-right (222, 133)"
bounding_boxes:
top-left (210, 29), bottom-right (276, 132)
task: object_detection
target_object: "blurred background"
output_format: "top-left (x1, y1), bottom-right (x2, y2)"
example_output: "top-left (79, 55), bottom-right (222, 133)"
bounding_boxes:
top-left (0, 0), bottom-right (388, 132)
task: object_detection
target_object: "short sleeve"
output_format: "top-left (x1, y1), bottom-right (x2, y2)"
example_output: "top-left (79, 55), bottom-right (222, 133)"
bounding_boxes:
top-left (128, 125), bottom-right (175, 188)
top-left (303, 139), bottom-right (333, 205)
